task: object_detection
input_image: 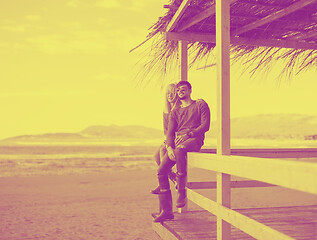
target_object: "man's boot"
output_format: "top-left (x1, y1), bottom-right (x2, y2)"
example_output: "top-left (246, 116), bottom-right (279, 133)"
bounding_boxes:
top-left (176, 174), bottom-right (187, 208)
top-left (153, 190), bottom-right (174, 222)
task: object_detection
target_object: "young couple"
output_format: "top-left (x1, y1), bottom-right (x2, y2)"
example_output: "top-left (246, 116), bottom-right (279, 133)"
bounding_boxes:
top-left (152, 81), bottom-right (211, 222)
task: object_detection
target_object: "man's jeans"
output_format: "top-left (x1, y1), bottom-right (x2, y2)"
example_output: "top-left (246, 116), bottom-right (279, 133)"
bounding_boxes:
top-left (157, 138), bottom-right (203, 190)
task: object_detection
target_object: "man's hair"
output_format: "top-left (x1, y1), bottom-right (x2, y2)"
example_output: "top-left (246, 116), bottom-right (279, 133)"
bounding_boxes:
top-left (177, 81), bottom-right (192, 90)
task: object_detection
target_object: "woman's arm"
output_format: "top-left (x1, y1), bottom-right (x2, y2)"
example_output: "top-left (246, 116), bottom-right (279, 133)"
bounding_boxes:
top-left (163, 95), bottom-right (171, 113)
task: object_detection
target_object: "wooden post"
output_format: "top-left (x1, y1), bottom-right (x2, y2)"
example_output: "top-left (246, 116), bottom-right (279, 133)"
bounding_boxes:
top-left (179, 40), bottom-right (188, 82)
top-left (217, 173), bottom-right (231, 239)
top-left (216, 0), bottom-right (231, 239)
top-left (179, 40), bottom-right (188, 213)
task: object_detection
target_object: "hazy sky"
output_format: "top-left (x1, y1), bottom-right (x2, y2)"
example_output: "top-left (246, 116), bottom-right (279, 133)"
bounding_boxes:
top-left (0, 0), bottom-right (316, 139)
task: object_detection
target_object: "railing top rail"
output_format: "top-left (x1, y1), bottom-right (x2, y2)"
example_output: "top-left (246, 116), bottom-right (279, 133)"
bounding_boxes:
top-left (188, 152), bottom-right (317, 195)
top-left (200, 148), bottom-right (317, 158)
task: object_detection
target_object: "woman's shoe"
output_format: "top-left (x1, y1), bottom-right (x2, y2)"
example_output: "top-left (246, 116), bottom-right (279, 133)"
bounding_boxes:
top-left (151, 186), bottom-right (160, 194)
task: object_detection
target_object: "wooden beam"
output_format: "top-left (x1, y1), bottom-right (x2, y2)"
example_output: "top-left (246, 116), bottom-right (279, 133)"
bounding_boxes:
top-left (187, 189), bottom-right (295, 240)
top-left (294, 28), bottom-right (317, 40)
top-left (229, 148), bottom-right (317, 158)
top-left (216, 0), bottom-right (231, 239)
top-left (188, 152), bottom-right (317, 195)
top-left (165, 32), bottom-right (317, 50)
top-left (166, 0), bottom-right (193, 32)
top-left (178, 0), bottom-right (238, 32)
top-left (179, 40), bottom-right (188, 82)
top-left (216, 0), bottom-right (231, 156)
top-left (187, 180), bottom-right (276, 189)
top-left (238, 0), bottom-right (287, 9)
top-left (215, 0), bottom-right (230, 177)
top-left (199, 148), bottom-right (317, 158)
top-left (152, 220), bottom-right (180, 240)
top-left (217, 173), bottom-right (231, 240)
top-left (232, 0), bottom-right (317, 36)
top-left (178, 4), bottom-right (216, 32)
top-left (166, 31), bottom-right (216, 42)
top-left (178, 40), bottom-right (188, 214)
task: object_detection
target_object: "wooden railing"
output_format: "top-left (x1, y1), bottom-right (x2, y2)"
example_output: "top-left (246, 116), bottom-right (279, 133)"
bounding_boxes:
top-left (185, 148), bottom-right (317, 240)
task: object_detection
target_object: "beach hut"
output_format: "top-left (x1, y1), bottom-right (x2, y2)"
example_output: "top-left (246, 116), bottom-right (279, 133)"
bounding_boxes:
top-left (132, 0), bottom-right (317, 239)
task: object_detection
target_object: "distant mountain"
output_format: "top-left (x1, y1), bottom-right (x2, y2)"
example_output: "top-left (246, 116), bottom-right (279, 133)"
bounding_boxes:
top-left (1, 125), bottom-right (163, 143)
top-left (80, 125), bottom-right (163, 139)
top-left (2, 114), bottom-right (317, 143)
top-left (206, 114), bottom-right (317, 139)
top-left (2, 133), bottom-right (86, 142)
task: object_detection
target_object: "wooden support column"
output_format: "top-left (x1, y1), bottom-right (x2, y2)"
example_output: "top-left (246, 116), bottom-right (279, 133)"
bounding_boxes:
top-left (179, 40), bottom-right (188, 82)
top-left (216, 0), bottom-right (231, 239)
top-left (179, 40), bottom-right (188, 213)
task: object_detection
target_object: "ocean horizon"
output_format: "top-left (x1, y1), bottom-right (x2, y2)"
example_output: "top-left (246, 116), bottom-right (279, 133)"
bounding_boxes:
top-left (1, 138), bottom-right (317, 177)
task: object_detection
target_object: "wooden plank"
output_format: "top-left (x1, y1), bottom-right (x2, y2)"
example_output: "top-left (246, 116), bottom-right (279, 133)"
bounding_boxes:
top-left (238, 0), bottom-right (287, 9)
top-left (216, 0), bottom-right (231, 238)
top-left (199, 148), bottom-right (317, 158)
top-left (177, 40), bottom-right (189, 214)
top-left (178, 4), bottom-right (216, 32)
top-left (166, 31), bottom-right (216, 42)
top-left (152, 206), bottom-right (317, 239)
top-left (166, 0), bottom-right (193, 32)
top-left (187, 152), bottom-right (317, 195)
top-left (179, 41), bottom-right (188, 82)
top-left (217, 173), bottom-right (231, 240)
top-left (232, 0), bottom-right (317, 36)
top-left (230, 148), bottom-right (317, 158)
top-left (177, 0), bottom-right (238, 32)
top-left (187, 189), bottom-right (295, 240)
top-left (294, 28), bottom-right (317, 40)
top-left (216, 0), bottom-right (231, 156)
top-left (187, 180), bottom-right (276, 189)
top-left (153, 221), bottom-right (180, 240)
top-left (165, 32), bottom-right (317, 50)
top-left (219, 35), bottom-right (317, 50)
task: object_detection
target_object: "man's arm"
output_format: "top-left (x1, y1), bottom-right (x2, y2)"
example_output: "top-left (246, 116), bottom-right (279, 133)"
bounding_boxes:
top-left (188, 100), bottom-right (211, 137)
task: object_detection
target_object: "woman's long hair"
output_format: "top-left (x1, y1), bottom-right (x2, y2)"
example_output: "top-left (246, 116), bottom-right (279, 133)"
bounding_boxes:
top-left (164, 83), bottom-right (180, 113)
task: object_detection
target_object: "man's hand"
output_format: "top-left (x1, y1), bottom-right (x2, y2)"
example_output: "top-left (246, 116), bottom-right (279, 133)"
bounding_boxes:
top-left (166, 146), bottom-right (176, 161)
top-left (175, 134), bottom-right (189, 146)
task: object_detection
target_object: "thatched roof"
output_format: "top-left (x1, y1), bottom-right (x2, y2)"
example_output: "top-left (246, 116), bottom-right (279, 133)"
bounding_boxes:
top-left (131, 0), bottom-right (317, 84)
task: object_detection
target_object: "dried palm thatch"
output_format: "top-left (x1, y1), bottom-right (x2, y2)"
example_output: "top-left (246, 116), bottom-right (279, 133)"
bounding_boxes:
top-left (131, 0), bottom-right (317, 85)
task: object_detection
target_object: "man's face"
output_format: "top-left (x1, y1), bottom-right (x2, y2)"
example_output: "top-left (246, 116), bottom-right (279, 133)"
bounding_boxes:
top-left (177, 85), bottom-right (191, 100)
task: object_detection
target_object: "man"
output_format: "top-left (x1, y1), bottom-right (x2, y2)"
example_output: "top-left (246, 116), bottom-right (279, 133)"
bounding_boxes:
top-left (154, 81), bottom-right (211, 222)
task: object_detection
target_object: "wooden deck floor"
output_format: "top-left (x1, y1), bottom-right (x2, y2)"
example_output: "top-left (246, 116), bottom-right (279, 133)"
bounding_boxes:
top-left (152, 205), bottom-right (317, 240)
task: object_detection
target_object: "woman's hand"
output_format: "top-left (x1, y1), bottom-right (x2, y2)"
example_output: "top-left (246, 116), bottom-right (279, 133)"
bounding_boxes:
top-left (167, 146), bottom-right (176, 161)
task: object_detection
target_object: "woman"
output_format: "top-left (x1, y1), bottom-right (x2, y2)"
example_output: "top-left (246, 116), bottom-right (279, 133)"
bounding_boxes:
top-left (151, 83), bottom-right (180, 194)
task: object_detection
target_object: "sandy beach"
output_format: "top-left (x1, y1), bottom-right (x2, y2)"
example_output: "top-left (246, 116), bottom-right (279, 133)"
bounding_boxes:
top-left (2, 169), bottom-right (317, 240)
top-left (0, 169), bottom-right (162, 240)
